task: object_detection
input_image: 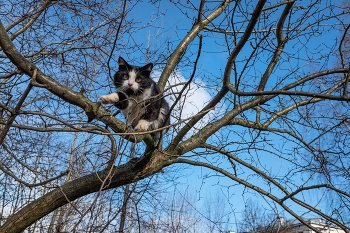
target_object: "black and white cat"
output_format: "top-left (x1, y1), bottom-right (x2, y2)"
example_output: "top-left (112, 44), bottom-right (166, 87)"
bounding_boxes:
top-left (100, 57), bottom-right (170, 142)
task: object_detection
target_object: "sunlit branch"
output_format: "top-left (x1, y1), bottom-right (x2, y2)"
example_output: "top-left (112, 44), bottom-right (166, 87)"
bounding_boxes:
top-left (197, 0), bottom-right (206, 22)
top-left (7, 0), bottom-right (55, 42)
top-left (170, 0), bottom-right (267, 153)
top-left (5, 3), bottom-right (43, 31)
top-left (162, 35), bottom-right (203, 137)
top-left (158, 0), bottom-right (232, 90)
top-left (0, 19), bottom-right (150, 144)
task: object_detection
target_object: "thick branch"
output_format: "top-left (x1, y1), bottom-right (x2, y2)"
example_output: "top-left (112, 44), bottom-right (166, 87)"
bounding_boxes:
top-left (169, 0), bottom-right (267, 153)
top-left (158, 0), bottom-right (232, 90)
top-left (223, 0), bottom-right (267, 86)
top-left (0, 148), bottom-right (173, 233)
top-left (257, 1), bottom-right (294, 91)
top-left (0, 19), bottom-right (150, 144)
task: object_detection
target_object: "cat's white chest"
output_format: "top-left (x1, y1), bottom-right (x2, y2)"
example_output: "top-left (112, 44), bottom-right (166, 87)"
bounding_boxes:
top-left (121, 88), bottom-right (152, 125)
top-left (122, 100), bottom-right (145, 124)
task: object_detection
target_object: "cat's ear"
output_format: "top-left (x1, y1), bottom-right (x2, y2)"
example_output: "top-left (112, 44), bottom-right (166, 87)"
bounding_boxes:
top-left (141, 63), bottom-right (153, 72)
top-left (118, 57), bottom-right (130, 70)
top-left (140, 63), bottom-right (153, 77)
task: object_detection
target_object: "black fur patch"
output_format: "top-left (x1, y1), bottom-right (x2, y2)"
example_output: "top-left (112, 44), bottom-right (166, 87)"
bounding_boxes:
top-left (113, 92), bottom-right (128, 109)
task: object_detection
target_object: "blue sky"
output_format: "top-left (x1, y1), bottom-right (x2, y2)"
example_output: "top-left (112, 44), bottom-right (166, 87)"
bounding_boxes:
top-left (1, 1), bottom-right (348, 232)
top-left (107, 0), bottom-right (348, 231)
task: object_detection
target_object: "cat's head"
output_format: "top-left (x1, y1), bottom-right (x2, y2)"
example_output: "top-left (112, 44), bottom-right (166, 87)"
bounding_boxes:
top-left (114, 57), bottom-right (154, 95)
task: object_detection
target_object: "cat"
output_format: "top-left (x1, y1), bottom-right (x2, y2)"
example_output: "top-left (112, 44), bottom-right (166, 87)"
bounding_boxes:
top-left (100, 57), bottom-right (170, 142)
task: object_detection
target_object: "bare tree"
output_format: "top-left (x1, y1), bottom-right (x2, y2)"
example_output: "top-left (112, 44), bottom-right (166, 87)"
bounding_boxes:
top-left (0, 0), bottom-right (350, 232)
top-left (237, 200), bottom-right (283, 233)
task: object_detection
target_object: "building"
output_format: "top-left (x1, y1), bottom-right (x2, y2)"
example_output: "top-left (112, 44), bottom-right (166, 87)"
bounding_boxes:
top-left (240, 218), bottom-right (346, 233)
top-left (287, 218), bottom-right (345, 233)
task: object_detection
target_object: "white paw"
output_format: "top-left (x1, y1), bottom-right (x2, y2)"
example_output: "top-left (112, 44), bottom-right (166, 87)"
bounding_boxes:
top-left (100, 93), bottom-right (119, 104)
top-left (134, 120), bottom-right (150, 131)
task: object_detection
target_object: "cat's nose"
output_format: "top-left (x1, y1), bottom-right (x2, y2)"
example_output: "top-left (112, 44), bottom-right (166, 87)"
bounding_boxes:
top-left (128, 83), bottom-right (133, 87)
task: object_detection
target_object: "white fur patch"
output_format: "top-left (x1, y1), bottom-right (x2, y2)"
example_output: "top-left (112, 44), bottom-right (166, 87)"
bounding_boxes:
top-left (100, 93), bottom-right (119, 104)
top-left (134, 119), bottom-right (150, 131)
top-left (140, 83), bottom-right (152, 99)
top-left (128, 70), bottom-right (137, 82)
top-left (128, 70), bottom-right (139, 90)
top-left (122, 100), bottom-right (144, 124)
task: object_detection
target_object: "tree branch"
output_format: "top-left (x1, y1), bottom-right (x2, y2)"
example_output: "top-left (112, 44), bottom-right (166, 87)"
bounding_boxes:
top-left (0, 70), bottom-right (36, 144)
top-left (169, 0), bottom-right (267, 153)
top-left (257, 1), bottom-right (294, 91)
top-left (158, 0), bottom-right (232, 91)
top-left (0, 19), bottom-right (151, 144)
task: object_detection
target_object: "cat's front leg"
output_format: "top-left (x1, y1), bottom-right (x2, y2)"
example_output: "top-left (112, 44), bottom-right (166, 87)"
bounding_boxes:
top-left (100, 93), bottom-right (119, 104)
top-left (134, 120), bottom-right (151, 132)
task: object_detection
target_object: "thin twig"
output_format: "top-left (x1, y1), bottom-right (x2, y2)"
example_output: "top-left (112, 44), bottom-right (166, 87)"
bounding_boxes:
top-left (339, 24), bottom-right (350, 96)
top-left (0, 69), bottom-right (36, 144)
top-left (162, 35), bottom-right (203, 129)
top-left (13, 106), bottom-right (213, 137)
top-left (107, 0), bottom-right (128, 80)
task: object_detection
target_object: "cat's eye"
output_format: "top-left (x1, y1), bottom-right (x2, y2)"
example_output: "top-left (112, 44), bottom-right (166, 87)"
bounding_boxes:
top-left (135, 77), bottom-right (141, 82)
top-left (123, 74), bottom-right (128, 80)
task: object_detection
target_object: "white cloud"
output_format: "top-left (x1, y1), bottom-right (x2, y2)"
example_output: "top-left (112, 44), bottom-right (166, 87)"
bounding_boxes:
top-left (152, 70), bottom-right (223, 137)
